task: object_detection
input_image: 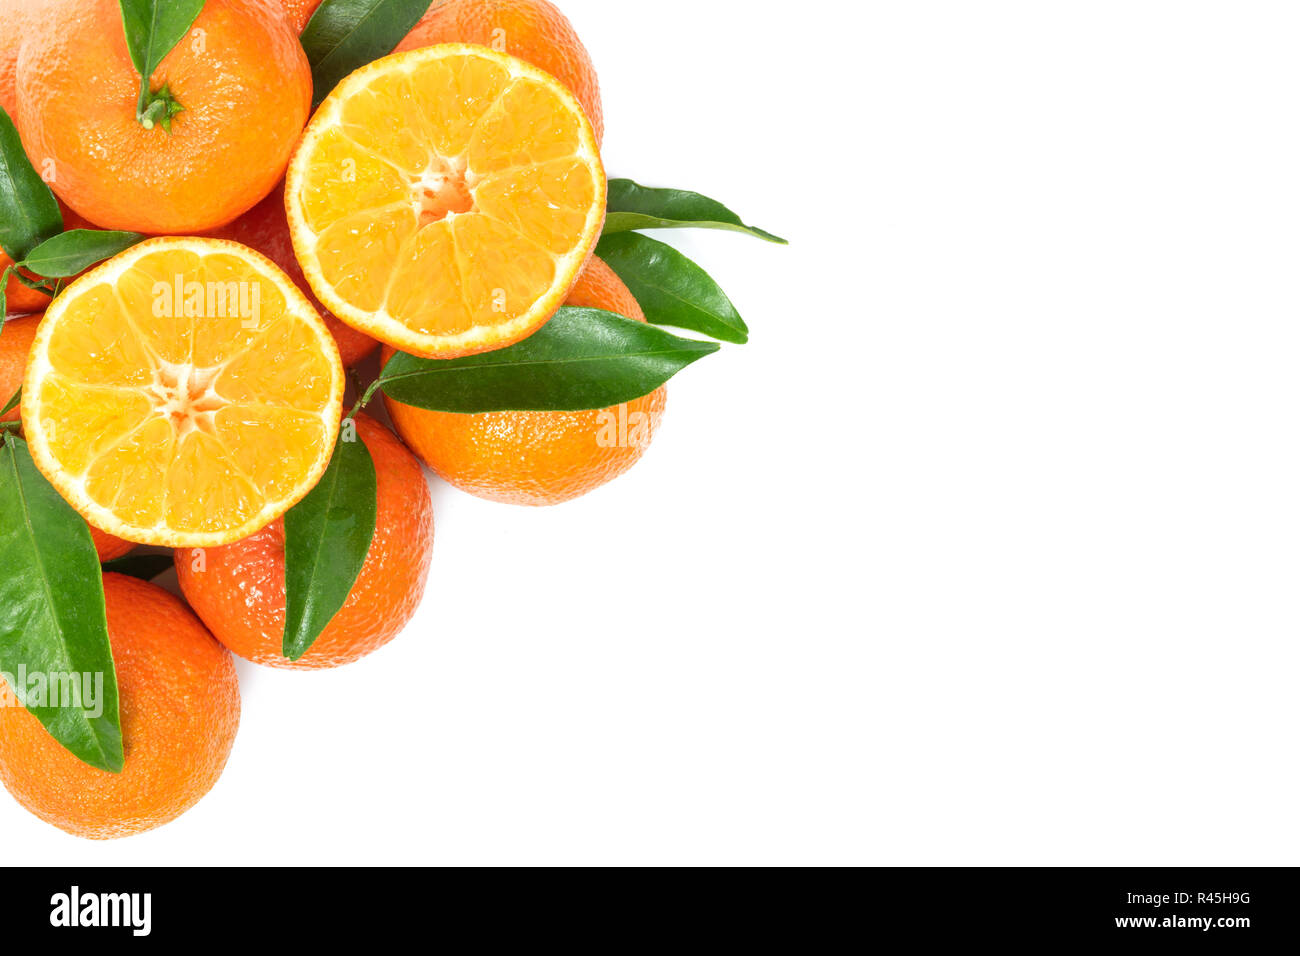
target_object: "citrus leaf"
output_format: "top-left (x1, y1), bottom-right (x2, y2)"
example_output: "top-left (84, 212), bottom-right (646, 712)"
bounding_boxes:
top-left (596, 233), bottom-right (750, 345)
top-left (302, 0), bottom-right (436, 109)
top-left (379, 307), bottom-right (720, 412)
top-left (282, 427), bottom-right (377, 661)
top-left (603, 179), bottom-right (788, 244)
top-left (20, 230), bottom-right (145, 278)
top-left (0, 436), bottom-right (123, 773)
top-left (1, 386), bottom-right (19, 417)
top-left (101, 553), bottom-right (173, 581)
top-left (0, 107), bottom-right (62, 262)
top-left (117, 0), bottom-right (206, 84)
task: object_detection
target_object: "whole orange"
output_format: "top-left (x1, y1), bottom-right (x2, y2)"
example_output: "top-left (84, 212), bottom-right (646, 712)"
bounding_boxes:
top-left (395, 0), bottom-right (604, 143)
top-left (207, 185), bottom-right (378, 367)
top-left (15, 0), bottom-right (312, 233)
top-left (1, 313), bottom-right (135, 561)
top-left (176, 414), bottom-right (433, 669)
top-left (0, 0), bottom-right (56, 119)
top-left (384, 257), bottom-right (667, 506)
top-left (0, 315), bottom-right (38, 425)
top-left (0, 574), bottom-right (240, 839)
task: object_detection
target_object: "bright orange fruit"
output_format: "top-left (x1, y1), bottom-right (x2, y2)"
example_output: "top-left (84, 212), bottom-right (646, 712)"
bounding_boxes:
top-left (286, 43), bottom-right (606, 359)
top-left (15, 0), bottom-right (311, 233)
top-left (177, 414), bottom-right (434, 669)
top-left (0, 574), bottom-right (240, 840)
top-left (21, 237), bottom-right (345, 547)
top-left (396, 0), bottom-right (604, 144)
top-left (0, 0), bottom-right (54, 119)
top-left (384, 257), bottom-right (666, 506)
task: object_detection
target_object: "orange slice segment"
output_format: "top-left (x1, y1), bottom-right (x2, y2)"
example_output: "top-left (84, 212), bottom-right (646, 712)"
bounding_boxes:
top-left (21, 237), bottom-right (345, 547)
top-left (286, 43), bottom-right (607, 359)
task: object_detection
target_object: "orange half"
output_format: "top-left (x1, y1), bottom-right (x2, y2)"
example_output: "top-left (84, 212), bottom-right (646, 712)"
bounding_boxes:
top-left (21, 237), bottom-right (345, 547)
top-left (285, 43), bottom-right (607, 359)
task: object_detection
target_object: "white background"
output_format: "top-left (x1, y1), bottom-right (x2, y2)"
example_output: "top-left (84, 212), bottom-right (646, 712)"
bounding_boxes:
top-left (5, 0), bottom-right (1299, 865)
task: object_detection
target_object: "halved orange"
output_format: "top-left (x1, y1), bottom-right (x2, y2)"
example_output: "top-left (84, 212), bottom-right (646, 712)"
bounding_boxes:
top-left (21, 237), bottom-right (345, 547)
top-left (285, 43), bottom-right (607, 359)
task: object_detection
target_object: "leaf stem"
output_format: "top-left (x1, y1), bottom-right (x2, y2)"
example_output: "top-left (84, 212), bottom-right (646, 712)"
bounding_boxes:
top-left (347, 377), bottom-right (386, 422)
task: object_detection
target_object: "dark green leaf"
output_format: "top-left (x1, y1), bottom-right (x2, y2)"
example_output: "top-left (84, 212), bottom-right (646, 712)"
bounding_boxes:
top-left (596, 232), bottom-right (750, 345)
top-left (0, 107), bottom-right (62, 262)
top-left (0, 436), bottom-right (123, 773)
top-left (20, 230), bottom-right (145, 279)
top-left (0, 387), bottom-right (19, 417)
top-left (380, 307), bottom-right (720, 412)
top-left (101, 552), bottom-right (173, 582)
top-left (302, 0), bottom-right (435, 109)
top-left (603, 179), bottom-right (787, 244)
top-left (282, 427), bottom-right (377, 660)
top-left (117, 0), bottom-right (206, 84)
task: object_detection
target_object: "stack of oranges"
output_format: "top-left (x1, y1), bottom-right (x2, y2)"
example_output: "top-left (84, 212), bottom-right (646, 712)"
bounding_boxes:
top-left (0, 0), bottom-right (709, 839)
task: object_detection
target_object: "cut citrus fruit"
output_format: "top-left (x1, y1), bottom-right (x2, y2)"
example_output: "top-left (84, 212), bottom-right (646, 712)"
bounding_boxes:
top-left (20, 237), bottom-right (345, 547)
top-left (285, 43), bottom-right (607, 359)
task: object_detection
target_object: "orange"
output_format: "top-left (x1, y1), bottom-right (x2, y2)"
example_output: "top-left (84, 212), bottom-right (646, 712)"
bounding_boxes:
top-left (207, 185), bottom-right (378, 367)
top-left (0, 0), bottom-right (55, 119)
top-left (0, 312), bottom-right (38, 424)
top-left (276, 0), bottom-right (323, 33)
top-left (21, 237), bottom-right (345, 547)
top-left (286, 43), bottom-right (606, 359)
top-left (15, 0), bottom-right (311, 233)
top-left (396, 0), bottom-right (604, 144)
top-left (1, 313), bottom-right (135, 561)
top-left (384, 256), bottom-right (666, 506)
top-left (177, 414), bottom-right (434, 669)
top-left (0, 573), bottom-right (240, 839)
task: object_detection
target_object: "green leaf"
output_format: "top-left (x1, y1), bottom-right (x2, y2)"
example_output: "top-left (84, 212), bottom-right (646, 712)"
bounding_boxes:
top-left (101, 553), bottom-right (173, 582)
top-left (0, 107), bottom-right (62, 262)
top-left (1, 386), bottom-right (19, 417)
top-left (380, 307), bottom-right (720, 412)
top-left (603, 179), bottom-right (787, 244)
top-left (302, 0), bottom-right (435, 109)
top-left (0, 436), bottom-right (123, 773)
top-left (596, 232), bottom-right (750, 345)
top-left (20, 230), bottom-right (145, 279)
top-left (282, 427), bottom-right (377, 661)
top-left (117, 0), bottom-right (205, 127)
top-left (118, 0), bottom-right (206, 86)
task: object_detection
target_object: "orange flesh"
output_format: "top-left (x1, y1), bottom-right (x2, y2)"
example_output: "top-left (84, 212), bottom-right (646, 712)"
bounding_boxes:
top-left (24, 241), bottom-right (343, 544)
top-left (289, 46), bottom-right (605, 357)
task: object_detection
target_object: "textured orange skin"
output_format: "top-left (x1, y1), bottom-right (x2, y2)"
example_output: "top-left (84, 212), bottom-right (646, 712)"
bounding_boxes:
top-left (384, 257), bottom-right (666, 506)
top-left (0, 574), bottom-right (240, 839)
top-left (176, 415), bottom-right (434, 669)
top-left (207, 185), bottom-right (378, 367)
top-left (15, 0), bottom-right (312, 233)
top-left (395, 0), bottom-right (604, 144)
top-left (276, 0), bottom-right (323, 33)
top-left (0, 312), bottom-right (36, 424)
top-left (0, 0), bottom-right (55, 119)
top-left (0, 314), bottom-right (136, 559)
